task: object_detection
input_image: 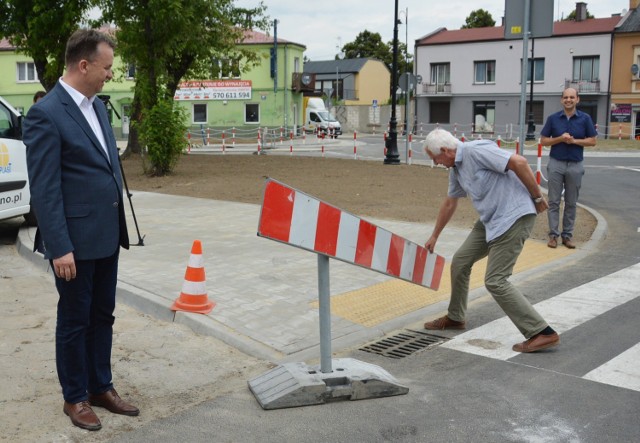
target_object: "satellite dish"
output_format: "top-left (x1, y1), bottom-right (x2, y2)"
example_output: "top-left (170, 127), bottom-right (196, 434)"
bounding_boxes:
top-left (631, 64), bottom-right (639, 75)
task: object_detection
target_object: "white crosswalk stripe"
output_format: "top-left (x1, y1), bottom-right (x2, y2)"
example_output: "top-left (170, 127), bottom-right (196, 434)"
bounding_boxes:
top-left (441, 262), bottom-right (640, 391)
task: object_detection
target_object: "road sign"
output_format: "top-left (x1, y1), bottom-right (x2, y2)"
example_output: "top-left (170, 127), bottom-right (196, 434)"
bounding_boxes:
top-left (504, 0), bottom-right (554, 39)
top-left (399, 73), bottom-right (416, 91)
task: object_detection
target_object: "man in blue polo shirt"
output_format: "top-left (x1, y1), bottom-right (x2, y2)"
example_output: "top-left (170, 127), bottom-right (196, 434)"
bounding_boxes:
top-left (540, 88), bottom-right (597, 249)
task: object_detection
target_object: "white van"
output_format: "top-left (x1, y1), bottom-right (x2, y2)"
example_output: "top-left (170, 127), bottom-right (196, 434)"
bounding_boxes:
top-left (0, 96), bottom-right (36, 225)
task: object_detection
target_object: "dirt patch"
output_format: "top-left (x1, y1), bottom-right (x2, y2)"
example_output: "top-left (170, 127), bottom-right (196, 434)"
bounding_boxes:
top-left (121, 154), bottom-right (595, 245)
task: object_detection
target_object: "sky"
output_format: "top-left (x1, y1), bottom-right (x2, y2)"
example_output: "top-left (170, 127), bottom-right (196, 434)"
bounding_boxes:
top-left (235, 0), bottom-right (631, 60)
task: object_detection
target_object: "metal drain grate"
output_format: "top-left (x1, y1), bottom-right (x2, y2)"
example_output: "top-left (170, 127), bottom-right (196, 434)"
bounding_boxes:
top-left (360, 330), bottom-right (449, 359)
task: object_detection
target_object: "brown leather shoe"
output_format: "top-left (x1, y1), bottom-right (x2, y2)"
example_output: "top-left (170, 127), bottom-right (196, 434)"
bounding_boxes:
top-left (512, 332), bottom-right (560, 353)
top-left (562, 237), bottom-right (576, 249)
top-left (547, 236), bottom-right (558, 248)
top-left (424, 315), bottom-right (466, 330)
top-left (89, 389), bottom-right (139, 416)
top-left (63, 401), bottom-right (102, 431)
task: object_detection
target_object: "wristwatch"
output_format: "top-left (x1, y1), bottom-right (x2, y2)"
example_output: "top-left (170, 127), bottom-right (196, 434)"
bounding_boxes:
top-left (532, 196), bottom-right (544, 204)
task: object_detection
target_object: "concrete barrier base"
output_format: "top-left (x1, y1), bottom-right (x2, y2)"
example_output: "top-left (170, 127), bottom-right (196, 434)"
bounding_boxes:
top-left (248, 358), bottom-right (409, 410)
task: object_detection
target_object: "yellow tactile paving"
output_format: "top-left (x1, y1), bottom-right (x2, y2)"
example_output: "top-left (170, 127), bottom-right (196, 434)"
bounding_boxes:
top-left (312, 240), bottom-right (576, 327)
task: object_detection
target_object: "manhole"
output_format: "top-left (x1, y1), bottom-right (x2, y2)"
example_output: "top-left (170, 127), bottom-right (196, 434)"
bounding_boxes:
top-left (359, 330), bottom-right (449, 359)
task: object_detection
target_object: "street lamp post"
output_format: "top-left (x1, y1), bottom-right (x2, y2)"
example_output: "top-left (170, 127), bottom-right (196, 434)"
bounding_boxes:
top-left (384, 0), bottom-right (400, 165)
top-left (525, 38), bottom-right (536, 141)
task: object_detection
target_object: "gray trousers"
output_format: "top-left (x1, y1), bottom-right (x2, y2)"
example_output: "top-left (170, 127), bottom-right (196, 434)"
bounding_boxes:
top-left (547, 157), bottom-right (584, 239)
top-left (447, 215), bottom-right (548, 338)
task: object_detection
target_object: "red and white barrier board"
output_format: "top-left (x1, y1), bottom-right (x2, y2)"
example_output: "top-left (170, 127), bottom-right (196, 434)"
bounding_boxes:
top-left (258, 179), bottom-right (445, 290)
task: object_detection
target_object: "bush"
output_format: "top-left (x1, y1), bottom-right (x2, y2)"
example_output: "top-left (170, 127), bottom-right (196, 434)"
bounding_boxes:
top-left (137, 100), bottom-right (188, 176)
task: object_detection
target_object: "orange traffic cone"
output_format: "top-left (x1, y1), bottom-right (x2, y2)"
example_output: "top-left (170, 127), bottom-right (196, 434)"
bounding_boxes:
top-left (171, 240), bottom-right (215, 314)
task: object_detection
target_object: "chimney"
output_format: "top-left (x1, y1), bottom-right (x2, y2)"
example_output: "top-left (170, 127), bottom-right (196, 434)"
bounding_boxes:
top-left (631, 0), bottom-right (640, 10)
top-left (575, 2), bottom-right (587, 21)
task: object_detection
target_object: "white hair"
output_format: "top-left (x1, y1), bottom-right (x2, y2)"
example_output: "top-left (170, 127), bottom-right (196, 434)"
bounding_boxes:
top-left (423, 129), bottom-right (459, 156)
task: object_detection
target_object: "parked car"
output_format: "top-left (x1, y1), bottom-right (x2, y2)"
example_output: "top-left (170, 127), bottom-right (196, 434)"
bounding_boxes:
top-left (0, 96), bottom-right (36, 225)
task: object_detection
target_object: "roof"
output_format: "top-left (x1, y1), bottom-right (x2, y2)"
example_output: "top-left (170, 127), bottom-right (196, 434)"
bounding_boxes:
top-left (1, 38), bottom-right (15, 50)
top-left (240, 29), bottom-right (305, 48)
top-left (304, 58), bottom-right (387, 75)
top-left (417, 16), bottom-right (622, 46)
top-left (616, 6), bottom-right (640, 32)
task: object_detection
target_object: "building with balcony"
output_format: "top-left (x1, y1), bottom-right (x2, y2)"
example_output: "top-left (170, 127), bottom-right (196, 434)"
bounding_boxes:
top-left (414, 2), bottom-right (624, 138)
top-left (610, 0), bottom-right (640, 139)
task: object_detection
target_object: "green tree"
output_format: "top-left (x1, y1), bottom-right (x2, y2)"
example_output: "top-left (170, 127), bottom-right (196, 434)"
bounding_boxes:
top-left (95, 0), bottom-right (268, 164)
top-left (137, 99), bottom-right (188, 176)
top-left (461, 9), bottom-right (496, 29)
top-left (340, 30), bottom-right (412, 75)
top-left (0, 0), bottom-right (95, 91)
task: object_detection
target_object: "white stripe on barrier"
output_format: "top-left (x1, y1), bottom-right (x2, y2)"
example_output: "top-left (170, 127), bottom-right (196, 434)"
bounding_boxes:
top-left (290, 194), bottom-right (320, 249)
top-left (371, 228), bottom-right (392, 273)
top-left (400, 242), bottom-right (418, 281)
top-left (335, 212), bottom-right (359, 263)
top-left (423, 251), bottom-right (438, 287)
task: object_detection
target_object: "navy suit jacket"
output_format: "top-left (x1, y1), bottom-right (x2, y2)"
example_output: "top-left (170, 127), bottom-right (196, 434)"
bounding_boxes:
top-left (24, 81), bottom-right (129, 260)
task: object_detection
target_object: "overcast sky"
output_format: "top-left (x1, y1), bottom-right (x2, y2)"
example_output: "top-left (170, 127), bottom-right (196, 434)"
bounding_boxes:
top-left (236, 0), bottom-right (631, 60)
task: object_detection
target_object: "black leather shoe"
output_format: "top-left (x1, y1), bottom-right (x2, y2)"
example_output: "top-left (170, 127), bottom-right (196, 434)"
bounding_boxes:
top-left (89, 389), bottom-right (140, 416)
top-left (63, 401), bottom-right (102, 431)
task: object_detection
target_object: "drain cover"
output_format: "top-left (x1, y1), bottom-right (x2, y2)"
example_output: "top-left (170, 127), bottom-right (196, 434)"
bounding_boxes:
top-left (360, 330), bottom-right (449, 359)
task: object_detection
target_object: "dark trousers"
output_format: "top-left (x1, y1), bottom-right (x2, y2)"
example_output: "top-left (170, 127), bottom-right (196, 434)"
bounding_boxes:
top-left (53, 251), bottom-right (119, 403)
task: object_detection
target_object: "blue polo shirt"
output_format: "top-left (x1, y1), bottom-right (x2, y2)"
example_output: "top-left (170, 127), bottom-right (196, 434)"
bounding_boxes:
top-left (540, 110), bottom-right (597, 162)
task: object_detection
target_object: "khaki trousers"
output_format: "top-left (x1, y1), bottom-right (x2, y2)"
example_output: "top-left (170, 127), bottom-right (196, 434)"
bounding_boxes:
top-left (447, 214), bottom-right (548, 338)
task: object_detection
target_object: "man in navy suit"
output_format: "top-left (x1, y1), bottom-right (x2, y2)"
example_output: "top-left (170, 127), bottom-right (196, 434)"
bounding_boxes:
top-left (24, 29), bottom-right (138, 431)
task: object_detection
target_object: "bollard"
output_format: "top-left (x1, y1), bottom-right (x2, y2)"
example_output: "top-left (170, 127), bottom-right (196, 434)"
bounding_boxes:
top-left (353, 130), bottom-right (357, 160)
top-left (408, 133), bottom-right (413, 165)
top-left (206, 127), bottom-right (210, 146)
top-left (536, 139), bottom-right (543, 185)
top-left (257, 127), bottom-right (262, 154)
top-left (290, 131), bottom-right (293, 156)
top-left (222, 130), bottom-right (226, 154)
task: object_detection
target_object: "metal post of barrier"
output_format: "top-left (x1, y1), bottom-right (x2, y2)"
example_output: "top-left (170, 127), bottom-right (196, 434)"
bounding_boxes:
top-left (187, 132), bottom-right (191, 153)
top-left (516, 137), bottom-right (520, 155)
top-left (206, 127), bottom-right (210, 146)
top-left (222, 130), bottom-right (226, 153)
top-left (290, 131), bottom-right (293, 155)
top-left (454, 123), bottom-right (457, 138)
top-left (280, 126), bottom-right (284, 145)
top-left (497, 135), bottom-right (502, 148)
top-left (303, 129), bottom-right (306, 144)
top-left (232, 127), bottom-right (236, 146)
top-left (619, 123), bottom-right (622, 140)
top-left (318, 254), bottom-right (332, 373)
